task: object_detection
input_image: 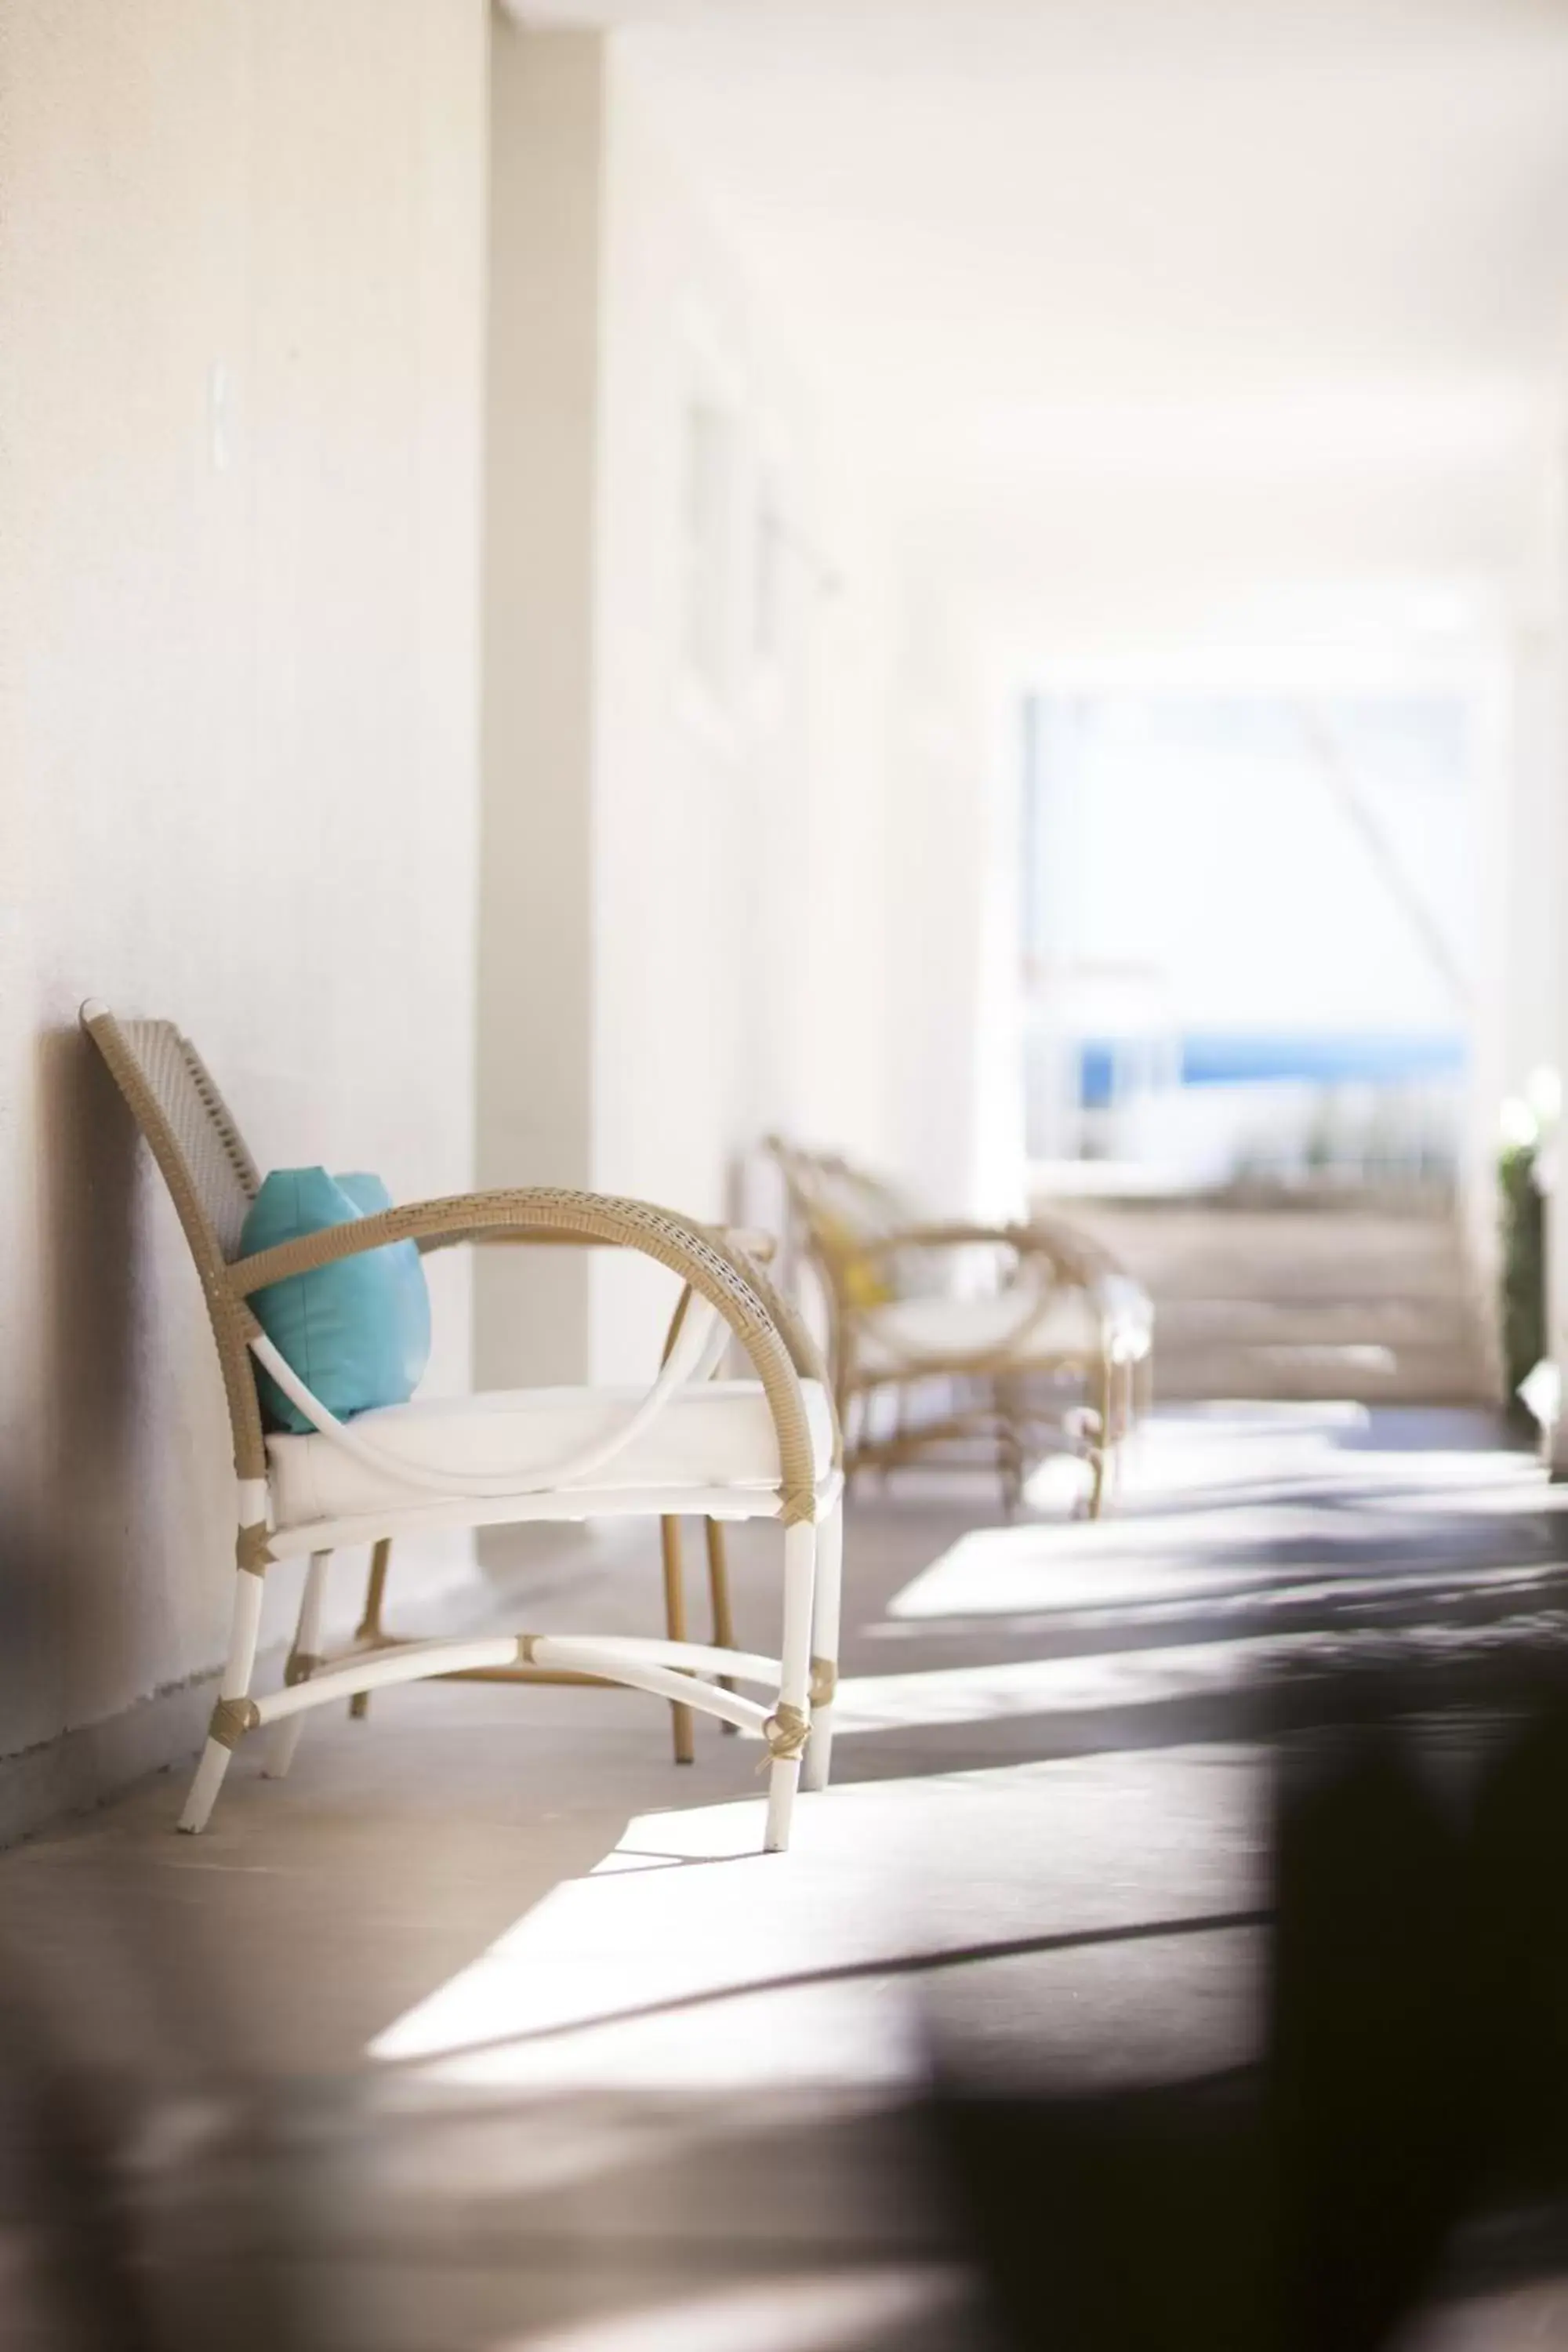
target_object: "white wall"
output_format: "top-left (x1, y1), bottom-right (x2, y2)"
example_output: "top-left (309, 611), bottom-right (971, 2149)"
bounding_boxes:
top-left (1501, 630), bottom-right (1566, 1102)
top-left (882, 595), bottom-right (1006, 1217)
top-left (0, 0), bottom-right (488, 1830)
top-left (477, 24), bottom-right (601, 1392)
top-left (1524, 438), bottom-right (1568, 1465)
top-left (590, 48), bottom-right (913, 1377)
top-left (1496, 430), bottom-right (1568, 1139)
top-left (480, 28), bottom-right (988, 1390)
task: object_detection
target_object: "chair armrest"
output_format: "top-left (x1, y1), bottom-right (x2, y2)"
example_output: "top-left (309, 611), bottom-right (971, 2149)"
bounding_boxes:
top-left (720, 1225), bottom-right (778, 1265)
top-left (848, 1221), bottom-right (1087, 1287)
top-left (227, 1189), bottom-right (836, 1516)
top-left (896, 1215), bottom-right (1123, 1292)
top-left (1021, 1209), bottom-right (1141, 1284)
top-left (853, 1221), bottom-right (1028, 1254)
top-left (238, 1192), bottom-right (681, 1289)
top-left (659, 1229), bottom-right (779, 1371)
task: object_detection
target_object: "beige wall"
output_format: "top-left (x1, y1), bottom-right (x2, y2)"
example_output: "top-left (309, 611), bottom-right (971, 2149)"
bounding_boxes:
top-left (884, 596), bottom-right (1006, 1218)
top-left (477, 29), bottom-right (1000, 1391)
top-left (0, 0), bottom-right (488, 1829)
top-left (590, 49), bottom-right (892, 1378)
top-left (476, 22), bottom-right (602, 1392)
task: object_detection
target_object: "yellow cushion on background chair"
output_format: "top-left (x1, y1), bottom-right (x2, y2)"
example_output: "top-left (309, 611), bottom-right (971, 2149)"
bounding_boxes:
top-left (813, 1210), bottom-right (895, 1308)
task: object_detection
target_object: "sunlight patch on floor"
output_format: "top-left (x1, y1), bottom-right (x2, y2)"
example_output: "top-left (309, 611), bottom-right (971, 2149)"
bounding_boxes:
top-left (364, 1747), bottom-right (1240, 2096)
top-left (491, 2264), bottom-right (967, 2352)
top-left (1049, 1406), bottom-right (1536, 1514)
top-left (840, 1604), bottom-right (1565, 1734)
top-left (367, 1783), bottom-right (926, 2092)
top-left (372, 1966), bottom-right (918, 2095)
top-left (888, 1522), bottom-right (1318, 1619)
top-left (833, 1639), bottom-right (1272, 1732)
top-left (885, 1524), bottom-right (1563, 1625)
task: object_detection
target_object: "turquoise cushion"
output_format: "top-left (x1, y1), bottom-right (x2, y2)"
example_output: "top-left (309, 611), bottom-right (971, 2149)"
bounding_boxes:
top-left (240, 1169), bottom-right (431, 1436)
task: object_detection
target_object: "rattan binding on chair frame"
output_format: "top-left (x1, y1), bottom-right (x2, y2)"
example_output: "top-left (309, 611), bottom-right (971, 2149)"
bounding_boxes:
top-left (83, 1007), bottom-right (270, 1482)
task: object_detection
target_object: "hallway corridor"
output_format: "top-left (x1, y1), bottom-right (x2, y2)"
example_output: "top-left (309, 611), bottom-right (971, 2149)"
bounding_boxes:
top-left (1063, 1203), bottom-right (1497, 1406)
top-left (3, 1407), bottom-right (1564, 2349)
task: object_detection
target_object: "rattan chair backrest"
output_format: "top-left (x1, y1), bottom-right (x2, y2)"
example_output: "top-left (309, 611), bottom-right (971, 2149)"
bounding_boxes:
top-left (81, 1004), bottom-right (268, 1476)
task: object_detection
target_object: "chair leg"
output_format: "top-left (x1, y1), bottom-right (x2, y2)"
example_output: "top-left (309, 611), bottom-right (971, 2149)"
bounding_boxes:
top-left (264, 1551), bottom-right (330, 1780)
top-left (1083, 1352), bottom-right (1112, 1521)
top-left (764, 1519), bottom-right (817, 1853)
top-left (350, 1537), bottom-right (392, 1722)
top-left (1107, 1363), bottom-right (1130, 1497)
top-left (884, 1383), bottom-right (906, 1491)
top-left (706, 1518), bottom-right (740, 1734)
top-left (1136, 1349), bottom-right (1154, 1422)
top-left (801, 1497), bottom-right (842, 1795)
top-left (840, 1383), bottom-right (864, 1494)
top-left (660, 1516), bottom-right (695, 1764)
top-left (996, 1379), bottom-right (1025, 1519)
top-left (179, 1566), bottom-right (264, 1835)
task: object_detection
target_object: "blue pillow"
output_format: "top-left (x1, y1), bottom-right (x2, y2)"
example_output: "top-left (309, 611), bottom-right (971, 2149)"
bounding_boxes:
top-left (240, 1169), bottom-right (431, 1436)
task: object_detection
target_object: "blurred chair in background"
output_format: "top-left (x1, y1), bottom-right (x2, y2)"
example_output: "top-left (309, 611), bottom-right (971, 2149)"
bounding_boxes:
top-left (767, 1138), bottom-right (1152, 1518)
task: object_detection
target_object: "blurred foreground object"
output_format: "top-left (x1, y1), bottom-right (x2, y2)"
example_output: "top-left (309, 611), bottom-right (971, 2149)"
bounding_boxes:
top-left (1499, 1115), bottom-right (1548, 1434)
top-left (935, 1674), bottom-right (1568, 2352)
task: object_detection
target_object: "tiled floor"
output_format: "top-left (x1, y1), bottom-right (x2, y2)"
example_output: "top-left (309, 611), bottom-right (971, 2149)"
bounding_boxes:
top-left (3, 1405), bottom-right (1565, 2349)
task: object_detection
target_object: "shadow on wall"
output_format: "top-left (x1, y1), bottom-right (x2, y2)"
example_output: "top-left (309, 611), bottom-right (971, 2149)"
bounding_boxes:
top-left (21, 1021), bottom-right (142, 1760)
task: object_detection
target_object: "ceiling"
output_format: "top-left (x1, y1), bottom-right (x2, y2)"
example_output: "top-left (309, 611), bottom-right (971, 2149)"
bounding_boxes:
top-left (517, 0), bottom-right (1568, 638)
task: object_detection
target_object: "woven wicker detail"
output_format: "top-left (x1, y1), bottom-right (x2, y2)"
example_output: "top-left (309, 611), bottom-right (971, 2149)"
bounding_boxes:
top-left (761, 1702), bottom-right (811, 1763)
top-left (712, 1230), bottom-right (844, 1475)
top-left (809, 1657), bottom-right (837, 1710)
top-left (283, 1650), bottom-right (323, 1687)
top-left (111, 1022), bottom-right (257, 1254)
top-left (236, 1523), bottom-right (273, 1577)
top-left (82, 1008), bottom-right (269, 1480)
top-left (231, 1189), bottom-right (829, 1526)
top-left (208, 1696), bottom-right (260, 1749)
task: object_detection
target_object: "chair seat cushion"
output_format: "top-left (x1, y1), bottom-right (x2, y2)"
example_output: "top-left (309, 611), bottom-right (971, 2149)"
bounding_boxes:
top-left (267, 1377), bottom-right (837, 1527)
top-left (855, 1283), bottom-right (1138, 1376)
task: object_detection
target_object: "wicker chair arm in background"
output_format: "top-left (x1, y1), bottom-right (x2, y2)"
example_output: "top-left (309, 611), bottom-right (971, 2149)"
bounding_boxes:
top-left (229, 1188), bottom-right (835, 1523)
top-left (841, 1219), bottom-right (1093, 1291)
top-left (847, 1220), bottom-right (1040, 1254)
top-left (847, 1217), bottom-right (1140, 1300)
top-left (1017, 1210), bottom-right (1128, 1287)
top-left (822, 1218), bottom-right (1120, 1380)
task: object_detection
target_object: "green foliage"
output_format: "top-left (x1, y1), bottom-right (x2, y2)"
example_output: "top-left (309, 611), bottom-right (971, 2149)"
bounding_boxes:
top-left (1499, 1139), bottom-right (1546, 1415)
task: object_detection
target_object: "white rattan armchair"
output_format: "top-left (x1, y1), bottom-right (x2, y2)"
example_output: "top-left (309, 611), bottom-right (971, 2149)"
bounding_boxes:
top-left (83, 1006), bottom-right (844, 1851)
